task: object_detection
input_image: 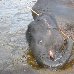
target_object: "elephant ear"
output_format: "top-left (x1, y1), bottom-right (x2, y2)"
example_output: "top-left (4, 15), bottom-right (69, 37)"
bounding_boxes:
top-left (26, 21), bottom-right (35, 46)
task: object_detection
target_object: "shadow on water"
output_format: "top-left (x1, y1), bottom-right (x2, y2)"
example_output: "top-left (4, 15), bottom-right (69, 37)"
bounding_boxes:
top-left (27, 49), bottom-right (44, 70)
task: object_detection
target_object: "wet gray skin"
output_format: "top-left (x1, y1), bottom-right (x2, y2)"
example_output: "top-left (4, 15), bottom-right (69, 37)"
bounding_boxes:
top-left (32, 0), bottom-right (74, 21)
top-left (26, 0), bottom-right (74, 69)
top-left (26, 14), bottom-right (73, 69)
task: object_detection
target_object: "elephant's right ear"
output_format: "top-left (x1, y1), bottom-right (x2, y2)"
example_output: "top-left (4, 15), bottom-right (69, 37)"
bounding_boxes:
top-left (26, 21), bottom-right (35, 46)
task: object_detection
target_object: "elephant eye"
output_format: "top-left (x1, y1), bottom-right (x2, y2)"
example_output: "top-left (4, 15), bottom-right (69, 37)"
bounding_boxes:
top-left (38, 40), bottom-right (43, 45)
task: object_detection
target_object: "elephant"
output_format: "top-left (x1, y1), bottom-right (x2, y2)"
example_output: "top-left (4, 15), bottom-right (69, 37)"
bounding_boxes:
top-left (26, 0), bottom-right (74, 69)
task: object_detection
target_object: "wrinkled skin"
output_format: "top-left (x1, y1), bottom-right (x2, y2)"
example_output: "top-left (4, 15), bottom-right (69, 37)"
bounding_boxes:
top-left (26, 0), bottom-right (73, 69)
top-left (32, 0), bottom-right (74, 21)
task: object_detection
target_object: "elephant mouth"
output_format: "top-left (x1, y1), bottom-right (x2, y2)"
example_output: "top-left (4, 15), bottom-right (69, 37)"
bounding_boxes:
top-left (48, 39), bottom-right (67, 61)
top-left (44, 38), bottom-right (73, 69)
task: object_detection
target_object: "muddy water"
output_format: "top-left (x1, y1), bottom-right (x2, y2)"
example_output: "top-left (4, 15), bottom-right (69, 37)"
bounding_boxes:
top-left (27, 47), bottom-right (74, 74)
top-left (0, 0), bottom-right (74, 74)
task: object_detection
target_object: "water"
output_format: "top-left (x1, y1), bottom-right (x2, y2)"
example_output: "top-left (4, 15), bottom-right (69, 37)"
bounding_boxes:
top-left (0, 0), bottom-right (37, 73)
top-left (0, 0), bottom-right (74, 74)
